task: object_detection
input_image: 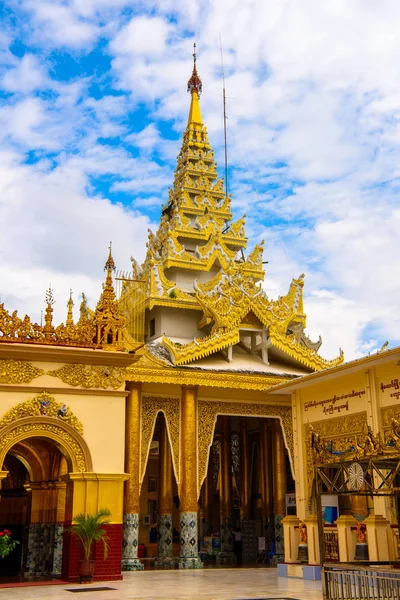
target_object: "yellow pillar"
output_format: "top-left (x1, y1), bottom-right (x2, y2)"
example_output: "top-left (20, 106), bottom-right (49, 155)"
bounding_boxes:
top-left (335, 515), bottom-right (358, 562)
top-left (364, 515), bottom-right (390, 561)
top-left (122, 382), bottom-right (144, 571)
top-left (155, 419), bottom-right (174, 569)
top-left (282, 515), bottom-right (300, 563)
top-left (273, 419), bottom-right (287, 561)
top-left (179, 385), bottom-right (202, 568)
top-left (304, 514), bottom-right (321, 565)
top-left (217, 416), bottom-right (236, 565)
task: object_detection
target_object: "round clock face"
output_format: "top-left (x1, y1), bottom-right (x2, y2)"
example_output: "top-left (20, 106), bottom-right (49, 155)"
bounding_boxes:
top-left (348, 462), bottom-right (364, 491)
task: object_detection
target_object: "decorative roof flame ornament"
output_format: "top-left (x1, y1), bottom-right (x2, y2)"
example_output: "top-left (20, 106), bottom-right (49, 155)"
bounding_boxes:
top-left (66, 289), bottom-right (74, 327)
top-left (187, 43), bottom-right (202, 96)
top-left (43, 286), bottom-right (55, 340)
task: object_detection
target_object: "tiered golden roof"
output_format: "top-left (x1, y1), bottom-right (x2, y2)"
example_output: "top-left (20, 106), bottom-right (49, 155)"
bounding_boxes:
top-left (131, 51), bottom-right (344, 373)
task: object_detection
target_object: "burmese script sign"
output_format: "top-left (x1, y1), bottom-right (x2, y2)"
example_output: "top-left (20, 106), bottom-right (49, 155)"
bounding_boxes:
top-left (304, 389), bottom-right (366, 416)
top-left (381, 378), bottom-right (400, 400)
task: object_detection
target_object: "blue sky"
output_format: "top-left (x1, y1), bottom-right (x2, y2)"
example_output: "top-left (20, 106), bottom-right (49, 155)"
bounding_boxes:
top-left (1, 0), bottom-right (400, 360)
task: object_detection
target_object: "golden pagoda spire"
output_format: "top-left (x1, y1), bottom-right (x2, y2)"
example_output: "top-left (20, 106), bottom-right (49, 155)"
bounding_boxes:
top-left (97, 243), bottom-right (117, 311)
top-left (43, 286), bottom-right (55, 340)
top-left (94, 243), bottom-right (125, 348)
top-left (66, 289), bottom-right (74, 327)
top-left (187, 43), bottom-right (203, 126)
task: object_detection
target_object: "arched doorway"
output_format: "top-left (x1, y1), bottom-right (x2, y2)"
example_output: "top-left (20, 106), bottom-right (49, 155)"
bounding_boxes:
top-left (0, 405), bottom-right (93, 582)
top-left (0, 438), bottom-right (68, 581)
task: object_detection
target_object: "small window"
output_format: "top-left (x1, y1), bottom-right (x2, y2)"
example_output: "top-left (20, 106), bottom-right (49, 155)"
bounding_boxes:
top-left (149, 318), bottom-right (155, 337)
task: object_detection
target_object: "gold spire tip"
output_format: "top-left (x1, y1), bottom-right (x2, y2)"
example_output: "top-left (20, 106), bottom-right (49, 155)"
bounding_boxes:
top-left (104, 242), bottom-right (116, 272)
top-left (187, 42), bottom-right (202, 96)
top-left (45, 286), bottom-right (55, 306)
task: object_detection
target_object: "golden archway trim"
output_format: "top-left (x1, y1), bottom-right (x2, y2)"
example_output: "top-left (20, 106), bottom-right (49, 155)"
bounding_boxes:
top-left (0, 392), bottom-right (83, 434)
top-left (197, 400), bottom-right (294, 494)
top-left (140, 395), bottom-right (180, 489)
top-left (0, 417), bottom-right (93, 473)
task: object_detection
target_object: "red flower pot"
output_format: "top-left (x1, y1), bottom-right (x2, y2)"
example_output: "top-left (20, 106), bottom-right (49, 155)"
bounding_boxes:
top-left (78, 560), bottom-right (95, 583)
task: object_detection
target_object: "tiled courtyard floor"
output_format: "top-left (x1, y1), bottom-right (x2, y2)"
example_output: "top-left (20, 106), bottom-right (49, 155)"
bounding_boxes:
top-left (0, 569), bottom-right (324, 600)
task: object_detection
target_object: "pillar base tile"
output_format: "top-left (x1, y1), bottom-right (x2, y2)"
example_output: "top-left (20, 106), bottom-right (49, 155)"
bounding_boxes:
top-left (154, 556), bottom-right (176, 570)
top-left (155, 514), bottom-right (174, 570)
top-left (122, 513), bottom-right (143, 571)
top-left (220, 517), bottom-right (235, 554)
top-left (51, 524), bottom-right (64, 577)
top-left (241, 520), bottom-right (258, 564)
top-left (122, 558), bottom-right (144, 571)
top-left (275, 515), bottom-right (285, 563)
top-left (178, 511), bottom-right (203, 570)
top-left (178, 556), bottom-right (203, 569)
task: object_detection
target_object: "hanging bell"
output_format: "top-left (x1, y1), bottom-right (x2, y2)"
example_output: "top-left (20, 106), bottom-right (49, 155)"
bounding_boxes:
top-left (297, 543), bottom-right (309, 563)
top-left (354, 542), bottom-right (369, 561)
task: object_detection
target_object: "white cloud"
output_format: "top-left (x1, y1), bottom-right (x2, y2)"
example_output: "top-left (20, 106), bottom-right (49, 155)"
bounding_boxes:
top-left (110, 16), bottom-right (171, 57)
top-left (1, 54), bottom-right (48, 94)
top-left (22, 0), bottom-right (98, 48)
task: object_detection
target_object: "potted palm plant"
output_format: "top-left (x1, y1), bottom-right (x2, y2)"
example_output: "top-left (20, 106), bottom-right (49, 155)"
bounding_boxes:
top-left (68, 508), bottom-right (111, 582)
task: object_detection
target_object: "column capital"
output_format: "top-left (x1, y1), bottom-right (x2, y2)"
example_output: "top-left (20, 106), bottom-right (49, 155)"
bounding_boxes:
top-left (126, 381), bottom-right (142, 393)
top-left (181, 384), bottom-right (198, 392)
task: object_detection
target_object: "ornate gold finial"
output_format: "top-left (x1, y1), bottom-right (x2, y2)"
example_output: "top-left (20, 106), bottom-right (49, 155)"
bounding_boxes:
top-left (104, 241), bottom-right (116, 272)
top-left (66, 289), bottom-right (74, 327)
top-left (43, 286), bottom-right (55, 340)
top-left (187, 42), bottom-right (202, 95)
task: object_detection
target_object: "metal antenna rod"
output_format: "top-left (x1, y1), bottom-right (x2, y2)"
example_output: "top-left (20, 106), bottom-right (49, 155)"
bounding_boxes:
top-left (219, 34), bottom-right (228, 198)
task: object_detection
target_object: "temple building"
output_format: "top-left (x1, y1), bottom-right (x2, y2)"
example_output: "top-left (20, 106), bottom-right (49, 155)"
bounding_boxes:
top-left (0, 52), bottom-right (399, 583)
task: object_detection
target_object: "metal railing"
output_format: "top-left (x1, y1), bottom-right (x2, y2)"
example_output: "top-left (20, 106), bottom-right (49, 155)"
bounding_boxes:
top-left (324, 565), bottom-right (400, 600)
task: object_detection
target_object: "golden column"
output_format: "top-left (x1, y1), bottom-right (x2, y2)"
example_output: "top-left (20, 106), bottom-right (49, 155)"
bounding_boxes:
top-left (155, 419), bottom-right (175, 569)
top-left (239, 419), bottom-right (250, 521)
top-left (273, 419), bottom-right (287, 561)
top-left (260, 419), bottom-right (273, 544)
top-left (122, 382), bottom-right (144, 571)
top-left (217, 416), bottom-right (236, 565)
top-left (179, 385), bottom-right (202, 568)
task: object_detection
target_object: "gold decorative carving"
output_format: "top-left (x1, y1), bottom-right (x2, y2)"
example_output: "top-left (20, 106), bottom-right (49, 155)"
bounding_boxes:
top-left (304, 412), bottom-right (367, 498)
top-left (48, 364), bottom-right (126, 390)
top-left (140, 396), bottom-right (180, 488)
top-left (381, 404), bottom-right (400, 440)
top-left (0, 419), bottom-right (89, 472)
top-left (0, 248), bottom-right (129, 352)
top-left (0, 359), bottom-right (44, 384)
top-left (197, 400), bottom-right (293, 493)
top-left (0, 392), bottom-right (84, 435)
top-left (127, 365), bottom-right (289, 392)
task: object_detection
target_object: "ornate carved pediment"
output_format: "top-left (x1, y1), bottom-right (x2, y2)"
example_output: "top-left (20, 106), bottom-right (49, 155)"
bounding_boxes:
top-left (0, 392), bottom-right (83, 435)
